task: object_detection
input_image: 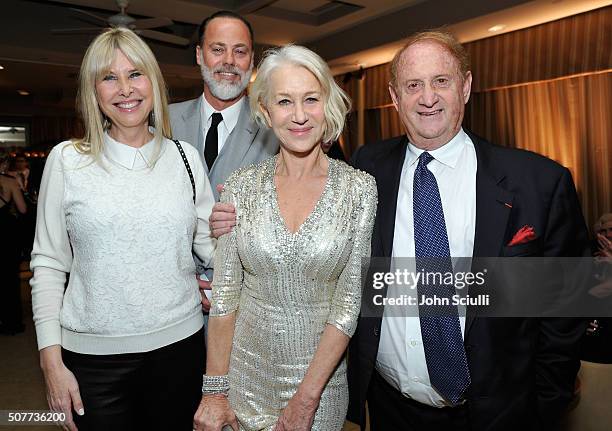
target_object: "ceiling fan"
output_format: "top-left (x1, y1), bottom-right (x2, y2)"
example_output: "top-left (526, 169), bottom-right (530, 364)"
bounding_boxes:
top-left (52, 0), bottom-right (190, 46)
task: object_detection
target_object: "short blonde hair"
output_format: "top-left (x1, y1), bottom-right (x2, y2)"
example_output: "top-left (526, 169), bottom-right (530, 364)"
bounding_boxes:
top-left (390, 29), bottom-right (470, 89)
top-left (250, 44), bottom-right (350, 143)
top-left (74, 27), bottom-right (171, 162)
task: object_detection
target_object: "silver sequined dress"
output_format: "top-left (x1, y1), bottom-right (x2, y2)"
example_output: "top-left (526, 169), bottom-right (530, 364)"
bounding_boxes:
top-left (210, 155), bottom-right (377, 431)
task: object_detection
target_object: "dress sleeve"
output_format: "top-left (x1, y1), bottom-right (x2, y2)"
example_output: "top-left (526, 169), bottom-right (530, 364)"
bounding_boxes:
top-left (209, 180), bottom-right (244, 316)
top-left (327, 174), bottom-right (377, 337)
top-left (188, 143), bottom-right (216, 267)
top-left (30, 144), bottom-right (73, 350)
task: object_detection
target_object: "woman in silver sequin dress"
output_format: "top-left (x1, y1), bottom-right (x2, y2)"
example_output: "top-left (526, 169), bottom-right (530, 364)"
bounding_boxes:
top-left (193, 45), bottom-right (377, 431)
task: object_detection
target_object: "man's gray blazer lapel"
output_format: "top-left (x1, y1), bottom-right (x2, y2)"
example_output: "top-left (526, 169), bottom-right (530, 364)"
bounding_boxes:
top-left (172, 95), bottom-right (278, 201)
top-left (170, 96), bottom-right (208, 174)
top-left (181, 97), bottom-right (206, 171)
top-left (209, 100), bottom-right (261, 197)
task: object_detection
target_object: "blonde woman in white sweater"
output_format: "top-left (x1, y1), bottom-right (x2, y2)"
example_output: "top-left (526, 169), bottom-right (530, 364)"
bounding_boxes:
top-left (30, 28), bottom-right (215, 431)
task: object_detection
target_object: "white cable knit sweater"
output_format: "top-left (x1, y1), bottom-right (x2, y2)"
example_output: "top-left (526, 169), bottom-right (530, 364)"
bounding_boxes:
top-left (30, 135), bottom-right (216, 354)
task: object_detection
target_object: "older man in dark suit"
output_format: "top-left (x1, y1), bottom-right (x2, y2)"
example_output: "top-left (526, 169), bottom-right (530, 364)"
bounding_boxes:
top-left (347, 30), bottom-right (590, 431)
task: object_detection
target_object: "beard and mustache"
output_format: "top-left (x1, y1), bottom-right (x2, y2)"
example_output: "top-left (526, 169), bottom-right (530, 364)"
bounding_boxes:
top-left (200, 58), bottom-right (253, 101)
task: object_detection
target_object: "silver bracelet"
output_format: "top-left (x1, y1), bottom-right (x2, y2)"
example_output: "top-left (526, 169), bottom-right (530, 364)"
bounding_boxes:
top-left (201, 374), bottom-right (229, 396)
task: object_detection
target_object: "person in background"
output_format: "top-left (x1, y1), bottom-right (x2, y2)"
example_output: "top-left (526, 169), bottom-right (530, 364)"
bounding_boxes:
top-left (193, 45), bottom-right (377, 431)
top-left (593, 213), bottom-right (612, 258)
top-left (30, 27), bottom-right (215, 431)
top-left (7, 154), bottom-right (30, 192)
top-left (170, 10), bottom-right (278, 312)
top-left (0, 151), bottom-right (27, 335)
top-left (6, 154), bottom-right (34, 260)
top-left (583, 213), bottom-right (612, 364)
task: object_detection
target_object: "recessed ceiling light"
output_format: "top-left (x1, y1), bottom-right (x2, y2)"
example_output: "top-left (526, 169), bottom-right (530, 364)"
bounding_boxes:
top-left (0, 65), bottom-right (4, 70)
top-left (488, 24), bottom-right (506, 32)
top-left (18, 90), bottom-right (30, 96)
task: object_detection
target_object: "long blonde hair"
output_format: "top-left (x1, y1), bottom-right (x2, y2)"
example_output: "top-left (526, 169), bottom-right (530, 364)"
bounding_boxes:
top-left (73, 27), bottom-right (172, 163)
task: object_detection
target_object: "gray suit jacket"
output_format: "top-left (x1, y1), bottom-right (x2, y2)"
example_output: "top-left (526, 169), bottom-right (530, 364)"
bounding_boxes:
top-left (170, 95), bottom-right (278, 275)
top-left (169, 95), bottom-right (279, 201)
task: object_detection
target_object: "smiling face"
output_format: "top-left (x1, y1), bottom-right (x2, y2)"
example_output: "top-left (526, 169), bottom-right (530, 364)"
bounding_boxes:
top-left (389, 40), bottom-right (472, 150)
top-left (197, 17), bottom-right (253, 104)
top-left (95, 49), bottom-right (152, 139)
top-left (262, 64), bottom-right (325, 155)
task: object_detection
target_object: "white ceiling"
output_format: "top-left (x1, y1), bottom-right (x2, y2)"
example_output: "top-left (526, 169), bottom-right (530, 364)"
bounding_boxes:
top-left (0, 0), bottom-right (609, 114)
top-left (38, 0), bottom-right (425, 45)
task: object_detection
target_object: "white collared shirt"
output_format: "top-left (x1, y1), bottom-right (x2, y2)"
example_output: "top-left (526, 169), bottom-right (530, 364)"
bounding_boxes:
top-left (103, 132), bottom-right (157, 170)
top-left (201, 96), bottom-right (244, 155)
top-left (376, 128), bottom-right (477, 407)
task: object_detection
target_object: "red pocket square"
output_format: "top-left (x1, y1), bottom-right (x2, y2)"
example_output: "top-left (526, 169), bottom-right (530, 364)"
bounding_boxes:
top-left (508, 225), bottom-right (536, 246)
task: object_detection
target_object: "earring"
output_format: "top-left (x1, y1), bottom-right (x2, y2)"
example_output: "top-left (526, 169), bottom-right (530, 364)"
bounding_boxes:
top-left (102, 114), bottom-right (111, 130)
top-left (148, 111), bottom-right (155, 127)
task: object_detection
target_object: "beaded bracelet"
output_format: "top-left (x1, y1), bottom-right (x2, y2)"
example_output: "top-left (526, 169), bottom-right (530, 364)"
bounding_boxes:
top-left (201, 374), bottom-right (230, 396)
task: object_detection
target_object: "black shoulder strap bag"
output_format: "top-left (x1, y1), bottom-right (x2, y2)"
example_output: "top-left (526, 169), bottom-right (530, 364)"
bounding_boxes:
top-left (172, 139), bottom-right (196, 204)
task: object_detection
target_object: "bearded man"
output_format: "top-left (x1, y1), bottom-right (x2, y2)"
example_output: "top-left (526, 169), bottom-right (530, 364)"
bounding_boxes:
top-left (170, 11), bottom-right (278, 312)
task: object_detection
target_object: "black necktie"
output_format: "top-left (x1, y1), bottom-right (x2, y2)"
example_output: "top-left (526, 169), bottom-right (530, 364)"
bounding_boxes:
top-left (204, 112), bottom-right (223, 170)
top-left (413, 152), bottom-right (471, 405)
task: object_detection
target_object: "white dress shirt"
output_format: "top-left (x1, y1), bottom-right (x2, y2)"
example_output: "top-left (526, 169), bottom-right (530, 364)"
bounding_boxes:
top-left (201, 96), bottom-right (244, 155)
top-left (376, 128), bottom-right (477, 407)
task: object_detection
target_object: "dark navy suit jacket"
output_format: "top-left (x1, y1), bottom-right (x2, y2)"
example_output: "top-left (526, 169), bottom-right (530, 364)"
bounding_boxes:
top-left (347, 131), bottom-right (590, 431)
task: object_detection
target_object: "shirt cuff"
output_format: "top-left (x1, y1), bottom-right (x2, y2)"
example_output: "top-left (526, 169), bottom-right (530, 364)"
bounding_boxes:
top-left (35, 320), bottom-right (62, 351)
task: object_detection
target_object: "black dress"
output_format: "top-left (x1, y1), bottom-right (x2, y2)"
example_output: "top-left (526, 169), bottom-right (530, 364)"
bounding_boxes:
top-left (0, 175), bottom-right (24, 334)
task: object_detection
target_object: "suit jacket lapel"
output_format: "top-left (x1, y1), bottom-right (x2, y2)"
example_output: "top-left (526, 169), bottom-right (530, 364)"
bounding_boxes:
top-left (360, 137), bottom-right (407, 326)
top-left (210, 100), bottom-right (258, 179)
top-left (375, 137), bottom-right (408, 258)
top-left (181, 96), bottom-right (206, 172)
top-left (466, 133), bottom-right (514, 335)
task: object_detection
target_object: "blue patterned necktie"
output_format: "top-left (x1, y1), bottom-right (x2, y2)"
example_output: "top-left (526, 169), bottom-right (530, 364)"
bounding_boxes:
top-left (413, 151), bottom-right (470, 405)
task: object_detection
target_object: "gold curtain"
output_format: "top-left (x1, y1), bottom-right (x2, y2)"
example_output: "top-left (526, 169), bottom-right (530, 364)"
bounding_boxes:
top-left (364, 63), bottom-right (393, 110)
top-left (465, 7), bottom-right (611, 92)
top-left (362, 106), bottom-right (403, 141)
top-left (467, 71), bottom-right (611, 226)
top-left (335, 74), bottom-right (360, 111)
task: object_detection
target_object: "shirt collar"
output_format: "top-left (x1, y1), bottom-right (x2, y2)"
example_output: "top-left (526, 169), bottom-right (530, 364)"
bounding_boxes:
top-left (104, 131), bottom-right (157, 169)
top-left (201, 95), bottom-right (244, 134)
top-left (405, 128), bottom-right (467, 169)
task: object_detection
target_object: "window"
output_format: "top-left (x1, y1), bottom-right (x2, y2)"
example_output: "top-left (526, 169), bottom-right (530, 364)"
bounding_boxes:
top-left (0, 123), bottom-right (28, 149)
